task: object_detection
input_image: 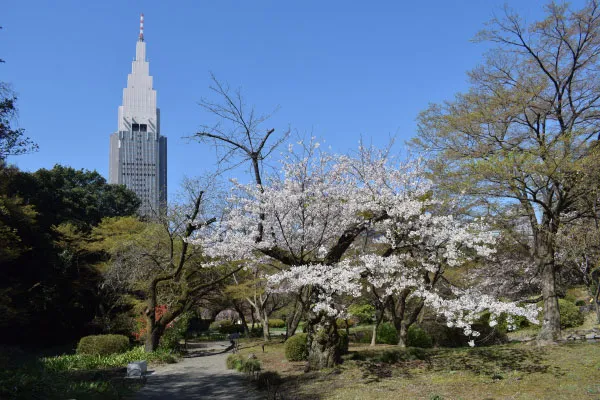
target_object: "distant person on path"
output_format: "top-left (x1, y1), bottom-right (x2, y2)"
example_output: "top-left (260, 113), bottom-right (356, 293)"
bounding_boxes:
top-left (229, 332), bottom-right (240, 352)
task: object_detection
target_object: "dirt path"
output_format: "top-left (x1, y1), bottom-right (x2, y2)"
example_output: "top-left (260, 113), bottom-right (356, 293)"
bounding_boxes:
top-left (134, 341), bottom-right (263, 399)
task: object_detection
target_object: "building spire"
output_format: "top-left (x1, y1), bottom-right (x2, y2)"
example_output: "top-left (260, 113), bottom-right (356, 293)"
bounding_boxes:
top-left (139, 13), bottom-right (144, 42)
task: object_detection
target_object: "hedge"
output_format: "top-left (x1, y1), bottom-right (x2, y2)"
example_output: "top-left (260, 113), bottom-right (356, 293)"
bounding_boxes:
top-left (76, 334), bottom-right (130, 356)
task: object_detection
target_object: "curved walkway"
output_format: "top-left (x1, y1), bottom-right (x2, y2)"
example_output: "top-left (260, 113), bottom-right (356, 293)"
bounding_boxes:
top-left (134, 341), bottom-right (263, 399)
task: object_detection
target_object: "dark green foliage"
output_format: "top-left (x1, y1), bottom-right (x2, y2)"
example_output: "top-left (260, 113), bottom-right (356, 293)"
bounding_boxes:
top-left (575, 300), bottom-right (586, 307)
top-left (407, 325), bottom-right (433, 348)
top-left (209, 320), bottom-right (243, 334)
top-left (558, 299), bottom-right (585, 328)
top-left (7, 165), bottom-right (140, 231)
top-left (76, 334), bottom-right (130, 356)
top-left (348, 303), bottom-right (376, 324)
top-left (376, 322), bottom-right (399, 345)
top-left (159, 313), bottom-right (192, 352)
top-left (269, 318), bottom-right (285, 328)
top-left (0, 164), bottom-right (141, 348)
top-left (285, 333), bottom-right (308, 361)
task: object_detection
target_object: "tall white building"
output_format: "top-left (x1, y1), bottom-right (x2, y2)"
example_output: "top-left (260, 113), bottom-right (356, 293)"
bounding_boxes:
top-left (109, 14), bottom-right (167, 217)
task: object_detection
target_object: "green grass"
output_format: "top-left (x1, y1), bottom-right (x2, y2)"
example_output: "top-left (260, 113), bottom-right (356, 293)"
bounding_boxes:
top-left (235, 338), bottom-right (600, 399)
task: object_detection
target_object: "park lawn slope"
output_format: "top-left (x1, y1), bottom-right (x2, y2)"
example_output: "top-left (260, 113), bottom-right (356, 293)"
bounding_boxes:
top-left (237, 339), bottom-right (600, 400)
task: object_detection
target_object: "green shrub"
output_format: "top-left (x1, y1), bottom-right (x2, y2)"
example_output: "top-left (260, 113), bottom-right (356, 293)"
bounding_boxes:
top-left (239, 358), bottom-right (261, 376)
top-left (76, 334), bottom-right (130, 356)
top-left (377, 322), bottom-right (399, 345)
top-left (226, 354), bottom-right (244, 370)
top-left (575, 299), bottom-right (586, 307)
top-left (348, 304), bottom-right (376, 324)
top-left (269, 319), bottom-right (285, 328)
top-left (249, 327), bottom-right (263, 337)
top-left (407, 325), bottom-right (433, 348)
top-left (160, 313), bottom-right (192, 352)
top-left (536, 299), bottom-right (584, 329)
top-left (558, 299), bottom-right (585, 328)
top-left (209, 320), bottom-right (243, 334)
top-left (285, 333), bottom-right (308, 361)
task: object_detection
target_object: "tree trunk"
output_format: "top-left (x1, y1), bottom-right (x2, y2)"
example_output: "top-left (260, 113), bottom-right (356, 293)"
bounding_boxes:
top-left (262, 311), bottom-right (271, 341)
top-left (396, 299), bottom-right (424, 347)
top-left (537, 226), bottom-right (561, 341)
top-left (286, 290), bottom-right (309, 339)
top-left (370, 310), bottom-right (384, 347)
top-left (145, 326), bottom-right (164, 352)
top-left (397, 322), bottom-right (409, 348)
top-left (306, 313), bottom-right (340, 370)
top-left (287, 310), bottom-right (303, 339)
top-left (233, 302), bottom-right (250, 337)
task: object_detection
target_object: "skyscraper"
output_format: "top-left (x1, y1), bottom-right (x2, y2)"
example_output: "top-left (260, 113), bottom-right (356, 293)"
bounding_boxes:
top-left (109, 14), bottom-right (167, 217)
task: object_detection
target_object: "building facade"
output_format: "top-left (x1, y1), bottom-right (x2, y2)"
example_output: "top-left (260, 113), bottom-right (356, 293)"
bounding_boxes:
top-left (109, 15), bottom-right (167, 217)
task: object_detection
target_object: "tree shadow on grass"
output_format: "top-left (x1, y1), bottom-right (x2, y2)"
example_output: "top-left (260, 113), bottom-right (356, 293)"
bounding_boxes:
top-left (431, 346), bottom-right (551, 376)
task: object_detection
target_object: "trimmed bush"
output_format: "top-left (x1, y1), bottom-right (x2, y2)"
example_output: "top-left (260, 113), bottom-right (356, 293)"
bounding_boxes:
top-left (558, 299), bottom-right (585, 328)
top-left (269, 319), bottom-right (285, 328)
top-left (377, 322), bottom-right (399, 345)
top-left (285, 333), bottom-right (308, 361)
top-left (76, 334), bottom-right (129, 356)
top-left (407, 325), bottom-right (433, 348)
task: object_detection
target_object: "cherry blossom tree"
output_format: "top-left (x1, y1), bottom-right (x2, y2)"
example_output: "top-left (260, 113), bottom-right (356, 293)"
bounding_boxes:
top-left (196, 141), bottom-right (538, 369)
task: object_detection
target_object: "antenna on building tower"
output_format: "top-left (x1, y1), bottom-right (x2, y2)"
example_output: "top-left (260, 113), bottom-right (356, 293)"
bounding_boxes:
top-left (139, 13), bottom-right (144, 41)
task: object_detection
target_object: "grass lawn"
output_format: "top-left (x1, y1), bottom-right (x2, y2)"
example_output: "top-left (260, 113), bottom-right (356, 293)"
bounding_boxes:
top-left (236, 338), bottom-right (600, 400)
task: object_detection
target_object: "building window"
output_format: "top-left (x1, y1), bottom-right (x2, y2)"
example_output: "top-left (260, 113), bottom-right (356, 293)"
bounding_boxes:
top-left (132, 123), bottom-right (140, 131)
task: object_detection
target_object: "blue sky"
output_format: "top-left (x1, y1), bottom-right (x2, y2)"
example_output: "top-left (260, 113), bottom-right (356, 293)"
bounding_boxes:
top-left (2, 1), bottom-right (583, 200)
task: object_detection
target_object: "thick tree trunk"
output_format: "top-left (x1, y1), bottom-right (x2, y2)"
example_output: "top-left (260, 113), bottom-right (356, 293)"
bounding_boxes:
top-left (537, 226), bottom-right (561, 341)
top-left (307, 313), bottom-right (340, 370)
top-left (538, 261), bottom-right (560, 340)
top-left (233, 302), bottom-right (250, 337)
top-left (145, 326), bottom-right (164, 352)
top-left (397, 322), bottom-right (409, 348)
top-left (396, 299), bottom-right (424, 347)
